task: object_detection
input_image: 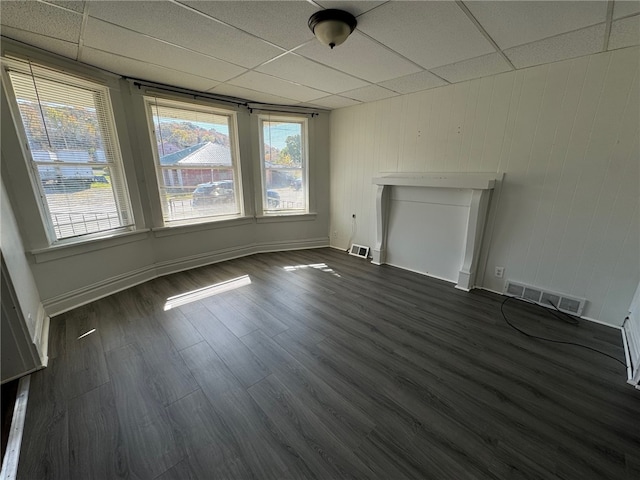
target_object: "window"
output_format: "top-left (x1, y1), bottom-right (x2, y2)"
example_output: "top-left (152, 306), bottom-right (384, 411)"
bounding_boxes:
top-left (4, 58), bottom-right (134, 241)
top-left (259, 115), bottom-right (308, 214)
top-left (146, 97), bottom-right (243, 225)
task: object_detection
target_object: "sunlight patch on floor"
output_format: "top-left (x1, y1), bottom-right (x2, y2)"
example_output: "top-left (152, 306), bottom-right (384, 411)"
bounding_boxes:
top-left (77, 329), bottom-right (96, 340)
top-left (283, 263), bottom-right (341, 277)
top-left (164, 275), bottom-right (251, 311)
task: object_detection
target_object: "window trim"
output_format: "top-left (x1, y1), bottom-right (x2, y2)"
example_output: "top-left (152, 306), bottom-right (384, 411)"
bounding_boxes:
top-left (1, 57), bottom-right (136, 245)
top-left (258, 114), bottom-right (309, 216)
top-left (143, 95), bottom-right (245, 227)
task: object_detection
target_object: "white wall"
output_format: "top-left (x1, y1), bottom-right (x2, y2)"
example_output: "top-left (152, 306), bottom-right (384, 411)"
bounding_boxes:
top-left (1, 177), bottom-right (47, 368)
top-left (329, 47), bottom-right (639, 326)
top-left (0, 40), bottom-right (330, 316)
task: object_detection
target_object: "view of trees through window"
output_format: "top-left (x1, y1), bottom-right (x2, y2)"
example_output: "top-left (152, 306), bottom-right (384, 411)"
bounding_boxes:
top-left (8, 70), bottom-right (131, 240)
top-left (262, 119), bottom-right (306, 212)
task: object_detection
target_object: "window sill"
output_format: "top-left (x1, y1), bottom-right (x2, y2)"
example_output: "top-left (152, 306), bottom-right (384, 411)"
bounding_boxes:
top-left (152, 216), bottom-right (254, 238)
top-left (255, 213), bottom-right (317, 223)
top-left (31, 229), bottom-right (150, 263)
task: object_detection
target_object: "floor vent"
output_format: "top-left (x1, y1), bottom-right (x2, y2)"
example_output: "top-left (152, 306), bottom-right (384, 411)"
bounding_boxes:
top-left (504, 281), bottom-right (586, 316)
top-left (349, 244), bottom-right (369, 259)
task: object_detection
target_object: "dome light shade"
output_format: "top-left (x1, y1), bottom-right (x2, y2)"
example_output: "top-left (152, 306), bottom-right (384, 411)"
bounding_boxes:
top-left (308, 9), bottom-right (357, 49)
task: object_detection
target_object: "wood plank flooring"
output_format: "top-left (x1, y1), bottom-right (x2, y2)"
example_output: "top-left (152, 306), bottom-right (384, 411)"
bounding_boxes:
top-left (17, 248), bottom-right (639, 479)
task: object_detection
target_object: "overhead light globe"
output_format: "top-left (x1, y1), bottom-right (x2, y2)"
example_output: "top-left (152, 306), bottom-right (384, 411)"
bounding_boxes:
top-left (308, 9), bottom-right (357, 49)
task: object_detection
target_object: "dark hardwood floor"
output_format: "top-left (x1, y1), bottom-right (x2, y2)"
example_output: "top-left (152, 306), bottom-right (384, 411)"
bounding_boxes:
top-left (17, 248), bottom-right (639, 479)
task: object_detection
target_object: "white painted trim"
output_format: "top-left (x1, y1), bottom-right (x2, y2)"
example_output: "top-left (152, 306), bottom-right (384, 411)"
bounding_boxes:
top-left (152, 217), bottom-right (254, 237)
top-left (621, 328), bottom-right (634, 384)
top-left (42, 238), bottom-right (329, 316)
top-left (385, 262), bottom-right (457, 284)
top-left (0, 376), bottom-right (30, 480)
top-left (255, 213), bottom-right (317, 223)
top-left (371, 174), bottom-right (500, 290)
top-left (456, 189), bottom-right (491, 291)
top-left (31, 229), bottom-right (150, 263)
top-left (36, 313), bottom-right (49, 368)
top-left (373, 172), bottom-right (502, 190)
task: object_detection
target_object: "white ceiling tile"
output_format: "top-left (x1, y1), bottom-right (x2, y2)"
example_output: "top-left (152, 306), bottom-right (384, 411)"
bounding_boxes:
top-left (0, 0), bottom-right (82, 43)
top-left (504, 24), bottom-right (606, 69)
top-left (82, 47), bottom-right (218, 92)
top-left (257, 54), bottom-right (368, 94)
top-left (614, 1), bottom-right (640, 19)
top-left (83, 18), bottom-right (246, 82)
top-left (1, 27), bottom-right (79, 60)
top-left (467, 1), bottom-right (608, 49)
top-left (316, 1), bottom-right (386, 17)
top-left (45, 1), bottom-right (85, 13)
top-left (182, 1), bottom-right (318, 49)
top-left (209, 84), bottom-right (299, 105)
top-left (86, 1), bottom-right (283, 68)
top-left (296, 31), bottom-right (422, 83)
top-left (378, 70), bottom-right (448, 94)
top-left (229, 71), bottom-right (328, 103)
top-left (608, 15), bottom-right (640, 50)
top-left (357, 2), bottom-right (494, 69)
top-left (341, 85), bottom-right (398, 103)
top-left (309, 95), bottom-right (361, 109)
top-left (431, 53), bottom-right (513, 84)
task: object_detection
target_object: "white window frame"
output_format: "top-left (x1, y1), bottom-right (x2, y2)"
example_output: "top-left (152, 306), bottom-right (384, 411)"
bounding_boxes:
top-left (258, 114), bottom-right (309, 215)
top-left (1, 57), bottom-right (135, 244)
top-left (144, 96), bottom-right (244, 226)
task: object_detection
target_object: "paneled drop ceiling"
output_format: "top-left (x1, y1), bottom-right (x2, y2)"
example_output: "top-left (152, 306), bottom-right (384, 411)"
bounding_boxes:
top-left (1, 1), bottom-right (639, 110)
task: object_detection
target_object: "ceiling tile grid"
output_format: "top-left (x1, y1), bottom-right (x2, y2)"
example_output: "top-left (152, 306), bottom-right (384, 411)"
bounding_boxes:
top-left (0, 26), bottom-right (79, 61)
top-left (609, 15), bottom-right (640, 50)
top-left (613, 0), bottom-right (640, 19)
top-left (209, 83), bottom-right (297, 105)
top-left (256, 53), bottom-right (369, 94)
top-left (308, 95), bottom-right (362, 109)
top-left (465, 1), bottom-right (609, 50)
top-left (504, 23), bottom-right (607, 69)
top-left (378, 70), bottom-right (448, 95)
top-left (356, 1), bottom-right (495, 69)
top-left (228, 71), bottom-right (329, 103)
top-left (295, 31), bottom-right (423, 83)
top-left (1, 1), bottom-right (638, 110)
top-left (431, 52), bottom-right (513, 84)
top-left (340, 84), bottom-right (399, 103)
top-left (1, 0), bottom-right (83, 43)
top-left (181, 0), bottom-right (319, 50)
top-left (82, 18), bottom-right (247, 82)
top-left (82, 47), bottom-right (219, 92)
top-left (86, 1), bottom-right (283, 68)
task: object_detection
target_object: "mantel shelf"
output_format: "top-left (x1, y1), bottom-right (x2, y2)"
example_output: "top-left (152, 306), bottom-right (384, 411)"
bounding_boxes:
top-left (373, 172), bottom-right (502, 190)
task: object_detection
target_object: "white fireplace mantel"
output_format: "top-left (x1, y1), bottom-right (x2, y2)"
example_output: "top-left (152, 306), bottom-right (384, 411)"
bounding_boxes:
top-left (371, 172), bottom-right (503, 291)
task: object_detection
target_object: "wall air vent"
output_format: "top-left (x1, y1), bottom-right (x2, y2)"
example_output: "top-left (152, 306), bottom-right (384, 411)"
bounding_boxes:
top-left (504, 281), bottom-right (586, 316)
top-left (349, 244), bottom-right (369, 259)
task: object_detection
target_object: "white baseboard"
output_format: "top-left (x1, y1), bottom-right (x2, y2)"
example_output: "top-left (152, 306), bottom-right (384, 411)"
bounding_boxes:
top-left (43, 238), bottom-right (329, 317)
top-left (385, 262), bottom-right (457, 285)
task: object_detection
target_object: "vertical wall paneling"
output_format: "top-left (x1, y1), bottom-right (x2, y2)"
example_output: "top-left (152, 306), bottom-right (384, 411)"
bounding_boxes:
top-left (329, 47), bottom-right (640, 326)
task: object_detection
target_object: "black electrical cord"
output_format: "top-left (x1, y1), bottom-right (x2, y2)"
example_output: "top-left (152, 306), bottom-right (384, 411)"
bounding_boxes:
top-left (500, 296), bottom-right (627, 367)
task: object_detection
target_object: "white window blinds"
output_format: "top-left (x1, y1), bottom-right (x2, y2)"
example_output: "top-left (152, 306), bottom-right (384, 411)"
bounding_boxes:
top-left (146, 97), bottom-right (243, 224)
top-left (4, 58), bottom-right (133, 241)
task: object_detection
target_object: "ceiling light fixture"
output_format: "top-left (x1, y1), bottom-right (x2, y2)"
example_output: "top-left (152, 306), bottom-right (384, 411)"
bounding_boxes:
top-left (308, 9), bottom-right (357, 49)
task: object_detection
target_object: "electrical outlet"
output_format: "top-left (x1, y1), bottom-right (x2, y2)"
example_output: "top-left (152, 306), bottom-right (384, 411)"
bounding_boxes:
top-left (332, 230), bottom-right (338, 239)
top-left (495, 266), bottom-right (504, 278)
